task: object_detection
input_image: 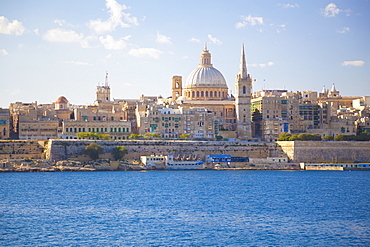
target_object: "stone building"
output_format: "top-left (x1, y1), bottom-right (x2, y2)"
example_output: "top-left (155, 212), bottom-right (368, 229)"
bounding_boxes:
top-left (59, 120), bottom-right (131, 140)
top-left (0, 108), bottom-right (10, 139)
top-left (19, 118), bottom-right (59, 140)
top-left (251, 86), bottom-right (360, 141)
top-left (136, 104), bottom-right (218, 139)
top-left (171, 44), bottom-right (253, 140)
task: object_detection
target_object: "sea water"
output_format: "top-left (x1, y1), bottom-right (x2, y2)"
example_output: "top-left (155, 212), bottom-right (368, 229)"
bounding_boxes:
top-left (1, 170), bottom-right (369, 246)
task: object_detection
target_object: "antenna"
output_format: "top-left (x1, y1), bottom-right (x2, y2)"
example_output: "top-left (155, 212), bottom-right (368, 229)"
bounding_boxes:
top-left (105, 71), bottom-right (109, 87)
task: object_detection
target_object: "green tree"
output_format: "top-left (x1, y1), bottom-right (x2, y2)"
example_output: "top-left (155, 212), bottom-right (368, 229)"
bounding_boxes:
top-left (112, 146), bottom-right (128, 160)
top-left (128, 134), bottom-right (143, 139)
top-left (277, 132), bottom-right (291, 141)
top-left (144, 133), bottom-right (161, 139)
top-left (334, 135), bottom-right (345, 141)
top-left (215, 135), bottom-right (223, 141)
top-left (77, 132), bottom-right (111, 140)
top-left (180, 133), bottom-right (190, 139)
top-left (323, 135), bottom-right (334, 141)
top-left (83, 143), bottom-right (103, 160)
top-left (289, 135), bottom-right (300, 141)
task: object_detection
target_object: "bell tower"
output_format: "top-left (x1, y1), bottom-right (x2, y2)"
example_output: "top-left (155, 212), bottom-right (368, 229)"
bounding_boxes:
top-left (172, 76), bottom-right (182, 100)
top-left (96, 72), bottom-right (111, 103)
top-left (235, 44), bottom-right (252, 140)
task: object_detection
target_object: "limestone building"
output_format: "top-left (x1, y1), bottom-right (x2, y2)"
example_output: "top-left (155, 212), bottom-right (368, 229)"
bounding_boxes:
top-left (59, 120), bottom-right (131, 140)
top-left (136, 104), bottom-right (218, 139)
top-left (171, 44), bottom-right (253, 140)
top-left (0, 108), bottom-right (10, 139)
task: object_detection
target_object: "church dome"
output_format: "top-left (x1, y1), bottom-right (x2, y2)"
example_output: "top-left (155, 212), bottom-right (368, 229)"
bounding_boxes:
top-left (184, 44), bottom-right (227, 89)
top-left (56, 96), bottom-right (68, 104)
top-left (185, 66), bottom-right (227, 88)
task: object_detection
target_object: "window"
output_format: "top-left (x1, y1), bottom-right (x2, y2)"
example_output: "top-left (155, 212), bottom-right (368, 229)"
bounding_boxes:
top-left (111, 116), bottom-right (114, 121)
top-left (243, 86), bottom-right (246, 94)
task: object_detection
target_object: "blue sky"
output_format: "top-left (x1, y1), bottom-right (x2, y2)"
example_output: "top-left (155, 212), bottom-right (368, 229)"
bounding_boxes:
top-left (1, 0), bottom-right (369, 107)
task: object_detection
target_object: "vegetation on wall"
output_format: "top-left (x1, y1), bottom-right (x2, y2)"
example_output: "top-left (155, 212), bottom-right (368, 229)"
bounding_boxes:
top-left (277, 132), bottom-right (321, 141)
top-left (112, 146), bottom-right (128, 160)
top-left (179, 134), bottom-right (190, 139)
top-left (128, 134), bottom-right (143, 139)
top-left (278, 131), bottom-right (370, 141)
top-left (144, 133), bottom-right (161, 139)
top-left (83, 143), bottom-right (103, 160)
top-left (334, 131), bottom-right (370, 141)
top-left (76, 132), bottom-right (111, 140)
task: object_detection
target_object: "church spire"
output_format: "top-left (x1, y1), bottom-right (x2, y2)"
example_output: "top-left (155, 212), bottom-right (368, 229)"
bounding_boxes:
top-left (239, 44), bottom-right (248, 79)
top-left (330, 83), bottom-right (337, 92)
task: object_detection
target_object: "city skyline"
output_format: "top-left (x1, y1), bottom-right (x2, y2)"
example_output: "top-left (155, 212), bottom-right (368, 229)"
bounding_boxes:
top-left (1, 0), bottom-right (369, 108)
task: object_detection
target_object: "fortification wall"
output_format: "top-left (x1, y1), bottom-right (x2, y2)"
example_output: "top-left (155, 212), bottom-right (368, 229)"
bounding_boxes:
top-left (0, 140), bottom-right (45, 160)
top-left (276, 141), bottom-right (370, 162)
top-left (47, 139), bottom-right (280, 161)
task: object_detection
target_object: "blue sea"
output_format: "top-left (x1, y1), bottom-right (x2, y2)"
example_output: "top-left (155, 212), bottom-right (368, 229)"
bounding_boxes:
top-left (1, 170), bottom-right (369, 246)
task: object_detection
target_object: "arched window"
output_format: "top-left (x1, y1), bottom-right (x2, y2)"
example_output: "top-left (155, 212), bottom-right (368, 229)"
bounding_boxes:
top-left (196, 91), bottom-right (199, 97)
top-left (243, 86), bottom-right (246, 94)
top-left (218, 91), bottom-right (221, 98)
top-left (222, 92), bottom-right (225, 98)
top-left (205, 91), bottom-right (208, 97)
top-left (210, 91), bottom-right (213, 97)
top-left (176, 82), bottom-right (179, 88)
top-left (201, 91), bottom-right (204, 97)
top-left (192, 91), bottom-right (195, 98)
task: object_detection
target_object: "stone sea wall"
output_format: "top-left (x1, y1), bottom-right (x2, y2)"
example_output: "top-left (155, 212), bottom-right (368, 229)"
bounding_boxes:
top-left (277, 141), bottom-right (370, 163)
top-left (0, 140), bottom-right (45, 160)
top-left (47, 139), bottom-right (280, 161)
top-left (1, 140), bottom-right (368, 163)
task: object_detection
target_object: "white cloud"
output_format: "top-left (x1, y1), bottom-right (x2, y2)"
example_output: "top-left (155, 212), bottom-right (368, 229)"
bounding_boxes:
top-left (156, 33), bottom-right (172, 44)
top-left (341, 61), bottom-right (365, 67)
top-left (337, 27), bottom-right (350, 34)
top-left (33, 28), bottom-right (39, 35)
top-left (208, 34), bottom-right (222, 45)
top-left (80, 35), bottom-right (99, 48)
top-left (0, 16), bottom-right (25, 35)
top-left (189, 37), bottom-right (200, 43)
top-left (249, 62), bottom-right (274, 68)
top-left (99, 35), bottom-right (127, 50)
top-left (322, 3), bottom-right (341, 17)
top-left (66, 61), bottom-right (93, 66)
top-left (1, 49), bottom-right (8, 55)
top-left (88, 0), bottom-right (138, 34)
top-left (43, 28), bottom-right (83, 43)
top-left (105, 54), bottom-right (112, 59)
top-left (235, 15), bottom-right (264, 29)
top-left (128, 48), bottom-right (162, 59)
top-left (54, 19), bottom-right (66, 26)
top-left (278, 3), bottom-right (299, 8)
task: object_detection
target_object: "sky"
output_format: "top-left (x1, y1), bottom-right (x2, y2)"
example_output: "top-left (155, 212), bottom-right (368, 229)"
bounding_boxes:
top-left (0, 0), bottom-right (369, 108)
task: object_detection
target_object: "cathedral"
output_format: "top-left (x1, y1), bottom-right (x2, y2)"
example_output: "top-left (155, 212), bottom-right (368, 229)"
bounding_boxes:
top-left (171, 44), bottom-right (253, 140)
